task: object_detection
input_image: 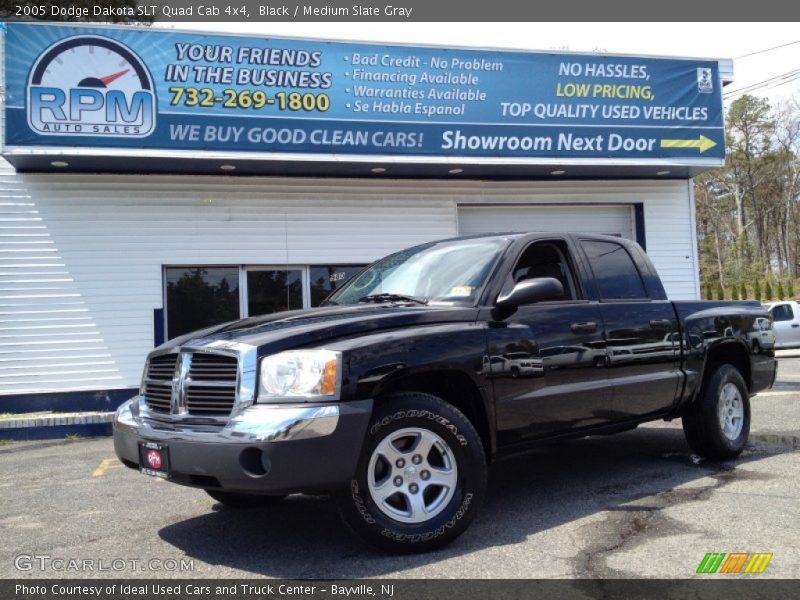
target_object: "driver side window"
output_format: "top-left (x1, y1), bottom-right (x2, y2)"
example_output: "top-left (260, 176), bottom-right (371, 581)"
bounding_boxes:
top-left (512, 240), bottom-right (579, 301)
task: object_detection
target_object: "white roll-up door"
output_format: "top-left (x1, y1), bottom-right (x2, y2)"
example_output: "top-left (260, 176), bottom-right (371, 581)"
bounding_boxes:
top-left (458, 205), bottom-right (635, 240)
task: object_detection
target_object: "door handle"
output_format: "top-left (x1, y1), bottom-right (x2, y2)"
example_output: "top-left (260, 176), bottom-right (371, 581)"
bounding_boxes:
top-left (570, 321), bottom-right (597, 334)
top-left (792, 324), bottom-right (799, 328)
top-left (649, 319), bottom-right (673, 330)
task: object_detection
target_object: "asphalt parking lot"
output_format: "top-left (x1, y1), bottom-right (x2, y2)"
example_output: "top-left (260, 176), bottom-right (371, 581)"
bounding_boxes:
top-left (2, 354), bottom-right (799, 579)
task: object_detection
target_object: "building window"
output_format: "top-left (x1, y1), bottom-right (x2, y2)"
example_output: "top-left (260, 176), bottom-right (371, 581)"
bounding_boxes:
top-left (246, 269), bottom-right (304, 316)
top-left (163, 264), bottom-right (369, 341)
top-left (165, 267), bottom-right (240, 340)
top-left (309, 265), bottom-right (365, 307)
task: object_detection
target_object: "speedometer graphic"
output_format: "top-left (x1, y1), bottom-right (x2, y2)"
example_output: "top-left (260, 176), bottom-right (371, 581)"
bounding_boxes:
top-left (27, 36), bottom-right (156, 137)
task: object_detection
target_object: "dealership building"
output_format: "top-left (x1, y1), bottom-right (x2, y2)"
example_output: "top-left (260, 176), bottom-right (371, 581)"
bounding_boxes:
top-left (0, 23), bottom-right (730, 410)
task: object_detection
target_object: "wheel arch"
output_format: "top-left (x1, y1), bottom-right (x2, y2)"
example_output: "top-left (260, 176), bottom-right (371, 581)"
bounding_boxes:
top-left (696, 339), bottom-right (752, 400)
top-left (373, 368), bottom-right (495, 457)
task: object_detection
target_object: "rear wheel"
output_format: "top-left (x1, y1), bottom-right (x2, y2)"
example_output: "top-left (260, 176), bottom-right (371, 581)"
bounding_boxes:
top-left (205, 489), bottom-right (287, 509)
top-left (335, 392), bottom-right (486, 553)
top-left (682, 364), bottom-right (750, 460)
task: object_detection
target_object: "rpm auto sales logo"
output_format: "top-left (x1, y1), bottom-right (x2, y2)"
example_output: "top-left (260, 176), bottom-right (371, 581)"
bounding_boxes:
top-left (26, 35), bottom-right (156, 138)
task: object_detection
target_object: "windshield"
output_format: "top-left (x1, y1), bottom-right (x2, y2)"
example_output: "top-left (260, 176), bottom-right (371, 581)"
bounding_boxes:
top-left (326, 238), bottom-right (507, 306)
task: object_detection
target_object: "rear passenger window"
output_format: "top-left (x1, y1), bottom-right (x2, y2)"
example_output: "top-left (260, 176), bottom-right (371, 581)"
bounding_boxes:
top-left (581, 240), bottom-right (647, 300)
top-left (771, 304), bottom-right (794, 322)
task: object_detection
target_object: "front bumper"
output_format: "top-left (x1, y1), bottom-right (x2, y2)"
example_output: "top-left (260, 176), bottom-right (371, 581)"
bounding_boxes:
top-left (113, 396), bottom-right (373, 494)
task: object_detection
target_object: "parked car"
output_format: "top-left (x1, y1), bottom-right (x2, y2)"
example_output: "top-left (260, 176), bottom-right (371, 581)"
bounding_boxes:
top-left (765, 301), bottom-right (800, 349)
top-left (114, 233), bottom-right (776, 553)
top-left (504, 352), bottom-right (544, 377)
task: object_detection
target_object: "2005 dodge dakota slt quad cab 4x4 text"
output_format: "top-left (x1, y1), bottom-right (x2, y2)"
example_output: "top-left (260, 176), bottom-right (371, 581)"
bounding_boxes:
top-left (114, 233), bottom-right (776, 552)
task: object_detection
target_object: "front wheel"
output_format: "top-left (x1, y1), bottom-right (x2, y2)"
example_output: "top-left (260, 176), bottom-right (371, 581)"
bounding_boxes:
top-left (335, 392), bottom-right (487, 553)
top-left (682, 364), bottom-right (751, 460)
top-left (205, 489), bottom-right (287, 509)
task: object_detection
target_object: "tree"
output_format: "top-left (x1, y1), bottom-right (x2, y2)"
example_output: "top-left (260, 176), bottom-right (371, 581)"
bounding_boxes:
top-left (730, 286), bottom-right (739, 300)
top-left (716, 280), bottom-right (725, 300)
top-left (778, 280), bottom-right (786, 299)
top-left (755, 279), bottom-right (762, 301)
top-left (789, 280), bottom-right (796, 298)
top-left (765, 280), bottom-right (773, 300)
top-left (740, 281), bottom-right (748, 300)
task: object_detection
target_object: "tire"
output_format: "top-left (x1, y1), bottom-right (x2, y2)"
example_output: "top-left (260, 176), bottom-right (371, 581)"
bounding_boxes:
top-left (334, 392), bottom-right (487, 553)
top-left (682, 364), bottom-right (751, 460)
top-left (510, 367), bottom-right (520, 379)
top-left (752, 340), bottom-right (761, 355)
top-left (205, 489), bottom-right (287, 509)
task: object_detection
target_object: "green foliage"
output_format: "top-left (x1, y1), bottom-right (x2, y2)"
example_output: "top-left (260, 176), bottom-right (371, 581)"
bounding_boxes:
top-left (739, 281), bottom-right (748, 300)
top-left (703, 283), bottom-right (712, 300)
top-left (755, 279), bottom-right (762, 301)
top-left (716, 280), bottom-right (725, 300)
top-left (730, 286), bottom-right (739, 300)
top-left (789, 280), bottom-right (796, 298)
top-left (694, 95), bottom-right (800, 294)
top-left (778, 280), bottom-right (786, 300)
top-left (765, 280), bottom-right (773, 301)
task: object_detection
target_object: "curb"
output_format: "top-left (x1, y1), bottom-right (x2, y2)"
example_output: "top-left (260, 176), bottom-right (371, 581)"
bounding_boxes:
top-left (0, 412), bottom-right (114, 441)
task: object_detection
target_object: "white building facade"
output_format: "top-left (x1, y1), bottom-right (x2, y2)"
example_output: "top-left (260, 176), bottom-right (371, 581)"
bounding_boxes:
top-left (0, 24), bottom-right (730, 410)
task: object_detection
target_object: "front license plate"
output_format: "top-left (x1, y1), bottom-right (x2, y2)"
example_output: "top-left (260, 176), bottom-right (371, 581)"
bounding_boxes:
top-left (139, 441), bottom-right (169, 479)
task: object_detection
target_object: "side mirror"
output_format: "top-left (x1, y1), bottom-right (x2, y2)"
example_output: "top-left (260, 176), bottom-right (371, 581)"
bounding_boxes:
top-left (496, 277), bottom-right (564, 309)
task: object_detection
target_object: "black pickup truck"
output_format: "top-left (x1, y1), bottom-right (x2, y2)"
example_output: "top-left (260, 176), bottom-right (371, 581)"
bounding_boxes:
top-left (114, 233), bottom-right (776, 552)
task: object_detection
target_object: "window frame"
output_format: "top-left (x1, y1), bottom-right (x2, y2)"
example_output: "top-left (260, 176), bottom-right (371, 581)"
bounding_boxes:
top-left (579, 238), bottom-right (650, 302)
top-left (771, 303), bottom-right (794, 322)
top-left (502, 238), bottom-right (586, 304)
top-left (162, 264), bottom-right (242, 340)
top-left (161, 262), bottom-right (371, 341)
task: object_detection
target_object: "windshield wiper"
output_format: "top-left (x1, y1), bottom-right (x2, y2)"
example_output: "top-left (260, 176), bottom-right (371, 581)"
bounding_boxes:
top-left (359, 293), bottom-right (429, 305)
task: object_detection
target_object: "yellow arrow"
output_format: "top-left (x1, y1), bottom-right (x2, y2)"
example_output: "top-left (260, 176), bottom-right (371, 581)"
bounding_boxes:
top-left (660, 135), bottom-right (717, 153)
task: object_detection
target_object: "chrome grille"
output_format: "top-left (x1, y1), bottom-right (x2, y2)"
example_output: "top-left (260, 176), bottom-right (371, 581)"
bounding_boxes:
top-left (186, 353), bottom-right (238, 416)
top-left (141, 352), bottom-right (239, 417)
top-left (142, 382), bottom-right (172, 413)
top-left (147, 354), bottom-right (179, 379)
top-left (143, 354), bottom-right (177, 413)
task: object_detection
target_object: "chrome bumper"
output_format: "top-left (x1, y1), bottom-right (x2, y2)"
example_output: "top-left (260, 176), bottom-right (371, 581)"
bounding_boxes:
top-left (114, 396), bottom-right (340, 443)
top-left (113, 395), bottom-right (373, 494)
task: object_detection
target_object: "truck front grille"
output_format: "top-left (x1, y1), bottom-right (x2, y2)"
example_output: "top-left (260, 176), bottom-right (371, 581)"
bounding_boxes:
top-left (143, 354), bottom-right (178, 413)
top-left (141, 352), bottom-right (239, 417)
top-left (186, 354), bottom-right (238, 416)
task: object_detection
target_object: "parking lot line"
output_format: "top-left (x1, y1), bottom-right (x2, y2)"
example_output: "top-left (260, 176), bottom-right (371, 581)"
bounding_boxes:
top-left (92, 457), bottom-right (121, 477)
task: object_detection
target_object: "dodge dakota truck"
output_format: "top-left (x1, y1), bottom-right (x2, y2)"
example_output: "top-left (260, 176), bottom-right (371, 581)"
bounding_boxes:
top-left (114, 233), bottom-right (776, 552)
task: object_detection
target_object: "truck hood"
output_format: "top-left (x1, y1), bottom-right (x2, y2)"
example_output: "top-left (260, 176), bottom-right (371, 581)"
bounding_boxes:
top-left (160, 303), bottom-right (480, 355)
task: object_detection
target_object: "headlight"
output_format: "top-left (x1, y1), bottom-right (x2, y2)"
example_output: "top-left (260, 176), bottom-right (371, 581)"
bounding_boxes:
top-left (258, 349), bottom-right (342, 402)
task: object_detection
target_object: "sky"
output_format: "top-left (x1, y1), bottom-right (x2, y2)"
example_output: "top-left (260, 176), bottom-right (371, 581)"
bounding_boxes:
top-left (161, 22), bottom-right (800, 108)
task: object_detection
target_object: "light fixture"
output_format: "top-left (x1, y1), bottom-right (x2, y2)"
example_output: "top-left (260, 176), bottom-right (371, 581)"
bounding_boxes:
top-left (448, 168), bottom-right (464, 174)
top-left (220, 164), bottom-right (236, 171)
top-left (656, 170), bottom-right (671, 176)
top-left (50, 161), bottom-right (68, 167)
top-left (371, 167), bottom-right (386, 173)
top-left (550, 169), bottom-right (565, 175)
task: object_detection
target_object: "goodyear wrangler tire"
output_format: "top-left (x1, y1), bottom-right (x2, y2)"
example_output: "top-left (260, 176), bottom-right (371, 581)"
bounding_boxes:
top-left (682, 364), bottom-right (751, 461)
top-left (335, 392), bottom-right (487, 553)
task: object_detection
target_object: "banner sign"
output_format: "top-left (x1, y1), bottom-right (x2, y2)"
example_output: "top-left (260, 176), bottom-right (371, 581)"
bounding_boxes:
top-left (3, 23), bottom-right (725, 163)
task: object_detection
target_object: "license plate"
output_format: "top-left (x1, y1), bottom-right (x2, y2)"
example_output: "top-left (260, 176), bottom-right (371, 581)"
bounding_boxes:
top-left (139, 441), bottom-right (169, 479)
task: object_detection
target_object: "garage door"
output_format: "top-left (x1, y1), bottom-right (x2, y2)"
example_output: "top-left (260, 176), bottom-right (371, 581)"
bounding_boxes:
top-left (457, 205), bottom-right (634, 240)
